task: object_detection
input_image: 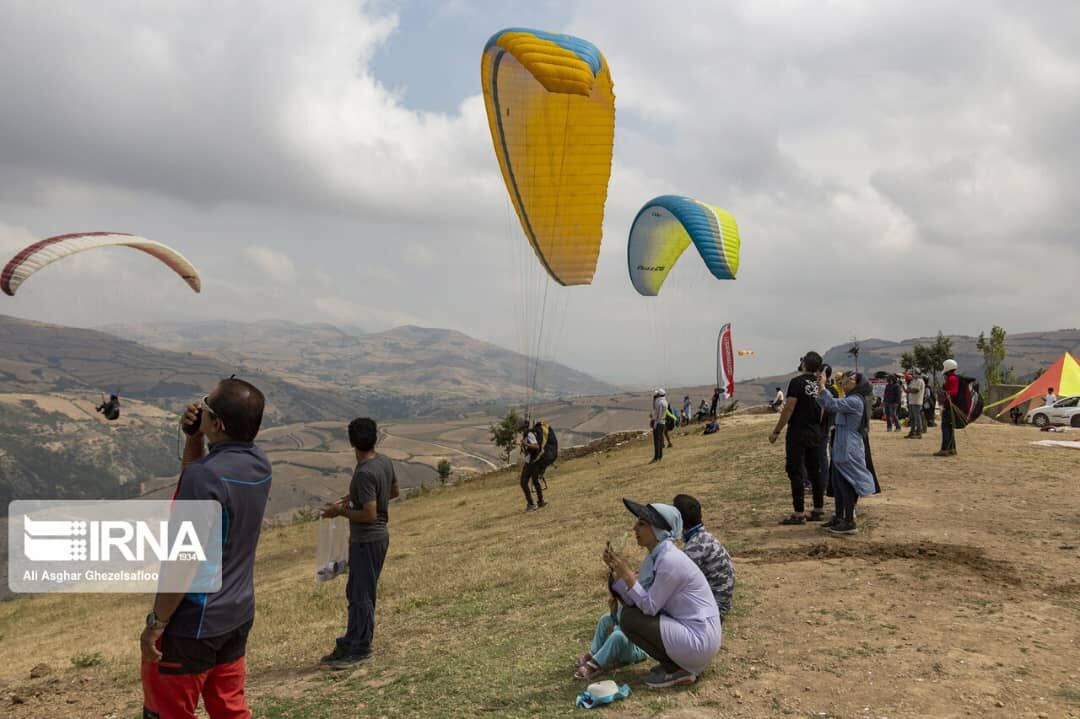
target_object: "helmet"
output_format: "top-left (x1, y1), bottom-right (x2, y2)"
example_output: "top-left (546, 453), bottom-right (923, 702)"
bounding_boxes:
top-left (656, 388), bottom-right (667, 397)
top-left (942, 359), bottom-right (958, 372)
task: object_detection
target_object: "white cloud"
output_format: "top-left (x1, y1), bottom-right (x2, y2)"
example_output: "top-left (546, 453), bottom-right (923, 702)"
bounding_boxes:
top-left (401, 243), bottom-right (436, 267)
top-left (2, 1), bottom-right (1079, 385)
top-left (244, 246), bottom-right (296, 284)
top-left (312, 269), bottom-right (333, 288)
top-left (0, 222), bottom-right (37, 254)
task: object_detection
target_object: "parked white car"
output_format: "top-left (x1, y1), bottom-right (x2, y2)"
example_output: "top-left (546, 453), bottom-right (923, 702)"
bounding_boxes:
top-left (1026, 395), bottom-right (1080, 427)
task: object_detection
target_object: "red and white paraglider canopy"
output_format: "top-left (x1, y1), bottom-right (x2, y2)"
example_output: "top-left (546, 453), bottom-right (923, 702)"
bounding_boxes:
top-left (1, 231), bottom-right (201, 296)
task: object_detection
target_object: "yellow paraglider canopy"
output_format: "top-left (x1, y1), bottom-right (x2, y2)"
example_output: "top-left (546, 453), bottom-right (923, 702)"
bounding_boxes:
top-left (481, 29), bottom-right (615, 286)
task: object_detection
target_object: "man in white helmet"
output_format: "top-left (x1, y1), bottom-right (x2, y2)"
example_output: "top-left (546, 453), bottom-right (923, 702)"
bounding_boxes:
top-left (935, 359), bottom-right (960, 456)
top-left (650, 389), bottom-right (669, 463)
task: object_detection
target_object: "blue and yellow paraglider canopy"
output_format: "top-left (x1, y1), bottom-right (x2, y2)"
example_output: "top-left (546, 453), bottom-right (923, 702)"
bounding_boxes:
top-left (627, 195), bottom-right (740, 296)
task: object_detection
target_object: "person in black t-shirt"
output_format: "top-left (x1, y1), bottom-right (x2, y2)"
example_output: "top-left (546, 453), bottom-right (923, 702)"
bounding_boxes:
top-left (769, 351), bottom-right (825, 524)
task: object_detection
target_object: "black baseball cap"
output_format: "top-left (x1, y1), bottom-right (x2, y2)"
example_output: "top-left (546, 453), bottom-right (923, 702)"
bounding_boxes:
top-left (622, 498), bottom-right (671, 531)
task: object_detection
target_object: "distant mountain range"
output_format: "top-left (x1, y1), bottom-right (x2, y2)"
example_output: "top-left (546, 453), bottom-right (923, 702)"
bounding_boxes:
top-left (103, 319), bottom-right (619, 406)
top-left (0, 315), bottom-right (619, 423)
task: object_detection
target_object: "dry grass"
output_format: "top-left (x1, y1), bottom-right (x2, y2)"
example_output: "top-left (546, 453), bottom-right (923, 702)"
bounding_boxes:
top-left (2, 416), bottom-right (1079, 718)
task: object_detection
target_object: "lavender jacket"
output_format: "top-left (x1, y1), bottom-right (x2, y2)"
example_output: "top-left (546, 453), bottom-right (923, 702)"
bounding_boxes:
top-left (613, 540), bottom-right (721, 675)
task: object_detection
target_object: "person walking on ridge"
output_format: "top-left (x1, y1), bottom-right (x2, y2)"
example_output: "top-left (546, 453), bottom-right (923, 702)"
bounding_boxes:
top-left (650, 389), bottom-right (669, 463)
top-left (883, 375), bottom-right (901, 432)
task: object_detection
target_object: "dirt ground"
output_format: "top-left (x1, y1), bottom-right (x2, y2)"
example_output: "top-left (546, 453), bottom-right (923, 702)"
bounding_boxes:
top-left (2, 415), bottom-right (1078, 718)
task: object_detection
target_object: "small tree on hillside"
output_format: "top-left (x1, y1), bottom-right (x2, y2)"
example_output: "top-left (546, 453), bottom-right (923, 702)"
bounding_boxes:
top-left (915, 331), bottom-right (954, 390)
top-left (900, 352), bottom-right (916, 373)
top-left (436, 459), bottom-right (452, 483)
top-left (976, 325), bottom-right (1008, 386)
top-left (489, 409), bottom-right (522, 464)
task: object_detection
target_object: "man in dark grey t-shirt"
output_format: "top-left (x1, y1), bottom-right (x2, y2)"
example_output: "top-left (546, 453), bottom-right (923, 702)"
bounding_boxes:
top-left (320, 417), bottom-right (399, 667)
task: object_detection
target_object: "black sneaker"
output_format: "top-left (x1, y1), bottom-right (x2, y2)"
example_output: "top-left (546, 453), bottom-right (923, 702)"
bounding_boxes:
top-left (537, 500), bottom-right (547, 509)
top-left (320, 645), bottom-right (351, 664)
top-left (525, 504), bottom-right (537, 513)
top-left (324, 651), bottom-right (371, 670)
top-left (819, 515), bottom-right (840, 529)
top-left (826, 520), bottom-right (858, 536)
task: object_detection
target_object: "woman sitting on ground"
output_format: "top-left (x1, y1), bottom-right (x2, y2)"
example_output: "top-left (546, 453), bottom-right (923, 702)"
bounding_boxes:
top-left (600, 499), bottom-right (721, 688)
top-left (816, 371), bottom-right (876, 535)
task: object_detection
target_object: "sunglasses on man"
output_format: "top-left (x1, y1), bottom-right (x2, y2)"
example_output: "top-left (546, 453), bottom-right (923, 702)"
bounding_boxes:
top-left (199, 395), bottom-right (227, 433)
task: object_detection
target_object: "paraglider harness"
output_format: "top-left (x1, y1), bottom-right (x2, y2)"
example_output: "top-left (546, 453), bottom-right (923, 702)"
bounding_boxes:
top-left (524, 421), bottom-right (558, 489)
top-left (96, 393), bottom-right (120, 421)
top-left (664, 406), bottom-right (678, 432)
top-left (948, 375), bottom-right (984, 429)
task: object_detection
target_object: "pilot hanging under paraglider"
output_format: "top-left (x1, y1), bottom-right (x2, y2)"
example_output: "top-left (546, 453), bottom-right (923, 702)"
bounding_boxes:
top-left (96, 393), bottom-right (120, 421)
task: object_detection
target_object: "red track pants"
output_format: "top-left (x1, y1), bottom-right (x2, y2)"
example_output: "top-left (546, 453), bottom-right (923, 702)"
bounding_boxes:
top-left (141, 623), bottom-right (251, 719)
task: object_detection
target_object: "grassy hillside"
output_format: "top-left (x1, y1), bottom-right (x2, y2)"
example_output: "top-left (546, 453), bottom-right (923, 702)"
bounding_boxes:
top-left (3, 416), bottom-right (1079, 717)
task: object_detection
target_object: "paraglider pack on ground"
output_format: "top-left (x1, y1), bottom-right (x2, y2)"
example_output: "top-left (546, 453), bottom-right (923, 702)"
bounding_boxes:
top-left (952, 375), bottom-right (984, 428)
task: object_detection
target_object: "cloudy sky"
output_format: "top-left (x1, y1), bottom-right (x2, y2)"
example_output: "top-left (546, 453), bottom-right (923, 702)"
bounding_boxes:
top-left (1, 0), bottom-right (1077, 387)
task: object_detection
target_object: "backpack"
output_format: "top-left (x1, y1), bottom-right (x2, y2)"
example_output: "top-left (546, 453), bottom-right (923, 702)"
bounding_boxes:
top-left (703, 420), bottom-right (719, 435)
top-left (951, 376), bottom-right (983, 428)
top-left (534, 422), bottom-right (558, 462)
top-left (664, 407), bottom-right (677, 431)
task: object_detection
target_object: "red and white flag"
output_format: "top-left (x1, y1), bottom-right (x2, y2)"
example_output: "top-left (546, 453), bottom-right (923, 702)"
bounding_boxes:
top-left (717, 323), bottom-right (735, 398)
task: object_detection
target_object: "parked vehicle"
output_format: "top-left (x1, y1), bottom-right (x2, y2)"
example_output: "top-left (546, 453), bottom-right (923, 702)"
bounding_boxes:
top-left (1025, 395), bottom-right (1080, 428)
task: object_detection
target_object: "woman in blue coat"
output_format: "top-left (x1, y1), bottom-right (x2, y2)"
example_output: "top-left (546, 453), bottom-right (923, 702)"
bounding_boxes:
top-left (815, 372), bottom-right (876, 535)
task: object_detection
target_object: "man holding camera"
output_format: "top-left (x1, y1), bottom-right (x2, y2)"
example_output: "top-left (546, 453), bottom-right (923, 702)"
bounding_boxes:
top-left (141, 378), bottom-right (271, 719)
top-left (769, 352), bottom-right (826, 524)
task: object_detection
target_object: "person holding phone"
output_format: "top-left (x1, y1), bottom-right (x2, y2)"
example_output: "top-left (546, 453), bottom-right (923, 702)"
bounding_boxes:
top-left (602, 499), bottom-right (720, 689)
top-left (574, 542), bottom-right (650, 681)
top-left (815, 371), bottom-right (876, 535)
top-left (142, 378), bottom-right (271, 719)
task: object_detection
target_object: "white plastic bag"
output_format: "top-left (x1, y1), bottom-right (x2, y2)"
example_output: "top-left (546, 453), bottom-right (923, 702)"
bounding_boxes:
top-left (315, 517), bottom-right (349, 582)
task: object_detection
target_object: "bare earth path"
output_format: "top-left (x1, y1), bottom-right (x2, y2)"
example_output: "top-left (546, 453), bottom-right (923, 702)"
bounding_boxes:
top-left (380, 427), bottom-right (500, 470)
top-left (2, 416), bottom-right (1078, 718)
